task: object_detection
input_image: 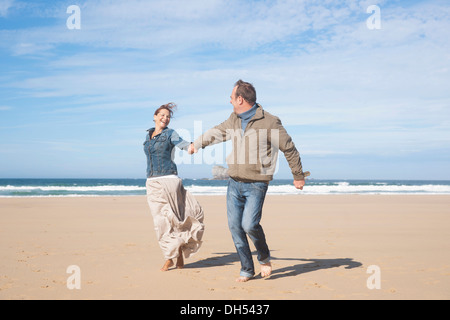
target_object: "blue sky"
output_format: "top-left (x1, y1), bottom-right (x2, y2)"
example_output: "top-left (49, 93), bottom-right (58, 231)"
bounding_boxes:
top-left (0, 0), bottom-right (449, 179)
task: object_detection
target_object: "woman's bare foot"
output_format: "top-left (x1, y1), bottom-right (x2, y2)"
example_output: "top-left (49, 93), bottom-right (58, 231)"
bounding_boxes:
top-left (161, 259), bottom-right (174, 271)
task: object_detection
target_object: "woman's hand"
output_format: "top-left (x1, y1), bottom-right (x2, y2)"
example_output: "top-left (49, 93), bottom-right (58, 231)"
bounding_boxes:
top-left (188, 143), bottom-right (197, 155)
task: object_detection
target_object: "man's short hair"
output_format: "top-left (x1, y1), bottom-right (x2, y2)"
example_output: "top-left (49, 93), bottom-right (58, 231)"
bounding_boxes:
top-left (234, 80), bottom-right (257, 105)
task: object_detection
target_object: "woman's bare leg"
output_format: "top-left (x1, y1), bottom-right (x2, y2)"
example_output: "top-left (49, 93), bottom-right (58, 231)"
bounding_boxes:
top-left (176, 247), bottom-right (184, 269)
top-left (161, 259), bottom-right (174, 271)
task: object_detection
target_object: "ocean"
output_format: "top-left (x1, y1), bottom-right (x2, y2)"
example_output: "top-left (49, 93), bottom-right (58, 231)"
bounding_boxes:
top-left (1, 178), bottom-right (450, 197)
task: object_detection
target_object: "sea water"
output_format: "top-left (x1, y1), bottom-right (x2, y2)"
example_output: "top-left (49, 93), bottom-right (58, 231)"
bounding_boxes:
top-left (1, 178), bottom-right (450, 197)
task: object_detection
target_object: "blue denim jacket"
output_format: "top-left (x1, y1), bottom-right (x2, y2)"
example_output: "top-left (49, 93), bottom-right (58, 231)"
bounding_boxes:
top-left (143, 127), bottom-right (190, 178)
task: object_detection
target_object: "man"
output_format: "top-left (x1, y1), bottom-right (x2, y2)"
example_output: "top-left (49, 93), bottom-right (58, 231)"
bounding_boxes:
top-left (189, 80), bottom-right (309, 282)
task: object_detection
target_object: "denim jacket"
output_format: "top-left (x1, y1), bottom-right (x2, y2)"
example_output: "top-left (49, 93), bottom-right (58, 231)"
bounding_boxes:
top-left (143, 127), bottom-right (190, 178)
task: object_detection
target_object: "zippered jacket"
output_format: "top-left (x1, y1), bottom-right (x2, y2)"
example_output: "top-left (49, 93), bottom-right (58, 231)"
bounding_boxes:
top-left (193, 104), bottom-right (307, 182)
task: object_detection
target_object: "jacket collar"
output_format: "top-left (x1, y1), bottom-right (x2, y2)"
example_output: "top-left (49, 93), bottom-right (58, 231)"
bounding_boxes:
top-left (147, 127), bottom-right (169, 133)
top-left (147, 127), bottom-right (169, 139)
top-left (234, 103), bottom-right (264, 120)
top-left (254, 103), bottom-right (265, 120)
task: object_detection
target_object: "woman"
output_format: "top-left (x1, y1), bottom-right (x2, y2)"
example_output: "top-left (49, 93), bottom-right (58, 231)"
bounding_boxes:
top-left (143, 103), bottom-right (204, 271)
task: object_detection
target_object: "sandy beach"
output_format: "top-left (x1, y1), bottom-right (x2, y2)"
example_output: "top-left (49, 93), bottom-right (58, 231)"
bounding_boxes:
top-left (0, 195), bottom-right (449, 300)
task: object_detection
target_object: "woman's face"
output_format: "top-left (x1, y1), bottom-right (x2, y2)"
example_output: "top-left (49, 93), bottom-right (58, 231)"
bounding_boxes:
top-left (154, 109), bottom-right (171, 129)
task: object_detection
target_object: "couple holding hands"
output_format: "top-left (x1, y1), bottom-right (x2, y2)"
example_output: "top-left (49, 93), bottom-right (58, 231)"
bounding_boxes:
top-left (143, 80), bottom-right (309, 282)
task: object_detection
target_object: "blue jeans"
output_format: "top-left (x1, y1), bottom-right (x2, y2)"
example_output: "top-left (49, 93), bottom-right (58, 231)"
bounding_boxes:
top-left (227, 178), bottom-right (270, 278)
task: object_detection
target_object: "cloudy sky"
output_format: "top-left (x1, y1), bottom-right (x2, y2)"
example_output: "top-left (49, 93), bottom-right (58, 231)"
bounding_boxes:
top-left (0, 0), bottom-right (449, 179)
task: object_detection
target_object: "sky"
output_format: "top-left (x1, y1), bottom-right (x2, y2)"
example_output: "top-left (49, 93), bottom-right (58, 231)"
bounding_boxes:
top-left (0, 0), bottom-right (449, 180)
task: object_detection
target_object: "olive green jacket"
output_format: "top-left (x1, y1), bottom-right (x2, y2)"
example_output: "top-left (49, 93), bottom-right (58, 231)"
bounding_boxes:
top-left (193, 104), bottom-right (307, 182)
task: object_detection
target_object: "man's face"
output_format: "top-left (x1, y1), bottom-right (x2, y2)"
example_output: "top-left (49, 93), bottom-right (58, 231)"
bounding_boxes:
top-left (230, 86), bottom-right (241, 114)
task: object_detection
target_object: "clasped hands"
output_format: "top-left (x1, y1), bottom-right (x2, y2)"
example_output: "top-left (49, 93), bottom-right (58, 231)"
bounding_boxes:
top-left (188, 143), bottom-right (197, 155)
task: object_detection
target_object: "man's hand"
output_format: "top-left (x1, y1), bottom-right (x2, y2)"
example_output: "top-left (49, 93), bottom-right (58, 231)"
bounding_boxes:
top-left (188, 143), bottom-right (198, 155)
top-left (293, 179), bottom-right (305, 190)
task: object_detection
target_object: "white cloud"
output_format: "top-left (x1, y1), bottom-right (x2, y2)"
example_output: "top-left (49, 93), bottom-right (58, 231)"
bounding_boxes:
top-left (0, 0), bottom-right (387, 53)
top-left (1, 0), bottom-right (449, 179)
top-left (0, 0), bottom-right (14, 17)
top-left (1, 0), bottom-right (448, 62)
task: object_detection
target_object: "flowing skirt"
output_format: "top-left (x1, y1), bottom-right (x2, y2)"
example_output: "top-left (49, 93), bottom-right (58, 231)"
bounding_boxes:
top-left (146, 177), bottom-right (204, 260)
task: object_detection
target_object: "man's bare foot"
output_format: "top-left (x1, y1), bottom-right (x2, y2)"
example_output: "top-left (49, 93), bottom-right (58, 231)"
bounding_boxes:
top-left (161, 259), bottom-right (174, 271)
top-left (261, 262), bottom-right (272, 278)
top-left (236, 276), bottom-right (252, 282)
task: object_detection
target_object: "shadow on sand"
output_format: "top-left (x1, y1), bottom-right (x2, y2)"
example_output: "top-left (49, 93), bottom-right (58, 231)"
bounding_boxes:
top-left (184, 252), bottom-right (363, 280)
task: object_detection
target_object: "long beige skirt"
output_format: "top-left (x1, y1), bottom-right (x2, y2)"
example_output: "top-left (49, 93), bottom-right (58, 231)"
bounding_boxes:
top-left (146, 176), bottom-right (204, 260)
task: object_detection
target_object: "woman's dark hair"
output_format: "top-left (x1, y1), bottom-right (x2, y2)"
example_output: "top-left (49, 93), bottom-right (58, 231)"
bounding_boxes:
top-left (234, 80), bottom-right (257, 105)
top-left (154, 102), bottom-right (177, 118)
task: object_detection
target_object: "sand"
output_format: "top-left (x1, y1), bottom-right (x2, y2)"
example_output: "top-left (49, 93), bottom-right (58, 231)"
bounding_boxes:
top-left (0, 195), bottom-right (449, 300)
